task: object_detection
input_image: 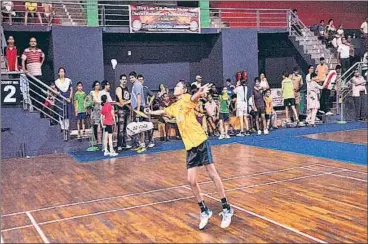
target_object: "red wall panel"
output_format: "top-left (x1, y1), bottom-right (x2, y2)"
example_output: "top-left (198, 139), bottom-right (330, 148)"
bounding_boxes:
top-left (213, 1), bottom-right (368, 29)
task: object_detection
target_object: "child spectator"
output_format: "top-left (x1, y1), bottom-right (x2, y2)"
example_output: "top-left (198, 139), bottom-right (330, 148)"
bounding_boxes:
top-left (5, 36), bottom-right (18, 71)
top-left (74, 82), bottom-right (87, 140)
top-left (306, 73), bottom-right (324, 126)
top-left (100, 95), bottom-right (117, 157)
top-left (264, 89), bottom-right (274, 131)
top-left (205, 94), bottom-right (219, 137)
top-left (84, 95), bottom-right (94, 129)
top-left (218, 87), bottom-right (231, 139)
top-left (282, 72), bottom-right (299, 123)
top-left (234, 79), bottom-right (250, 136)
top-left (43, 82), bottom-right (59, 126)
top-left (252, 79), bottom-right (267, 135)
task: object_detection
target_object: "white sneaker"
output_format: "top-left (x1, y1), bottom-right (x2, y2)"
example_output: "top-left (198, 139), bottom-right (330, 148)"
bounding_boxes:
top-left (264, 129), bottom-right (269, 135)
top-left (125, 145), bottom-right (132, 149)
top-left (199, 209), bottom-right (213, 230)
top-left (319, 110), bottom-right (325, 114)
top-left (219, 207), bottom-right (234, 229)
top-left (148, 142), bottom-right (155, 148)
top-left (104, 151), bottom-right (110, 156)
top-left (236, 133), bottom-right (244, 137)
top-left (109, 151), bottom-right (118, 157)
top-left (257, 130), bottom-right (262, 135)
top-left (218, 135), bottom-right (225, 140)
top-left (225, 134), bottom-right (231, 139)
top-left (326, 111), bottom-right (333, 116)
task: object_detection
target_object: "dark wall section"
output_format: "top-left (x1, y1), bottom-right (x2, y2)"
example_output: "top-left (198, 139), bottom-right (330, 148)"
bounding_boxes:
top-left (221, 29), bottom-right (258, 83)
top-left (51, 26), bottom-right (104, 88)
top-left (103, 33), bottom-right (224, 89)
top-left (258, 33), bottom-right (309, 88)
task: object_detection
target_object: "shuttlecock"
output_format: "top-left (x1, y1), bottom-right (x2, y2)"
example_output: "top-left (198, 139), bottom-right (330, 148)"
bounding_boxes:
top-left (111, 59), bottom-right (117, 70)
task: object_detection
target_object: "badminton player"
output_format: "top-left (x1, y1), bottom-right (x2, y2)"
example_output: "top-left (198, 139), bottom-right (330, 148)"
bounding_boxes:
top-left (147, 81), bottom-right (234, 230)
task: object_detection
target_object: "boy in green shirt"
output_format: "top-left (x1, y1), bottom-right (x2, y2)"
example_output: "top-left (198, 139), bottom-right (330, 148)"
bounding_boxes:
top-left (74, 82), bottom-right (87, 139)
top-left (281, 72), bottom-right (299, 123)
top-left (218, 87), bottom-right (231, 139)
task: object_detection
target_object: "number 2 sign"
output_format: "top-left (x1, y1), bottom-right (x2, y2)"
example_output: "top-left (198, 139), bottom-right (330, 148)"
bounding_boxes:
top-left (1, 80), bottom-right (21, 105)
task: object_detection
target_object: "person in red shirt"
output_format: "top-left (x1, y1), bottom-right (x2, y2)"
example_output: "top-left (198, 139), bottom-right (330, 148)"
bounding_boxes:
top-left (5, 36), bottom-right (18, 71)
top-left (100, 95), bottom-right (118, 157)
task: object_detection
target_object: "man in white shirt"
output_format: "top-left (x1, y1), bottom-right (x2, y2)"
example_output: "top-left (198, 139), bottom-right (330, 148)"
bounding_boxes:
top-left (349, 70), bottom-right (367, 120)
top-left (233, 80), bottom-right (250, 136)
top-left (337, 37), bottom-right (351, 74)
top-left (191, 75), bottom-right (202, 89)
top-left (360, 18), bottom-right (367, 37)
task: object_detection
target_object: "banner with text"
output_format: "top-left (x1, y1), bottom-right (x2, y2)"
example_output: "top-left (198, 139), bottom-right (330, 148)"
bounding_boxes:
top-left (270, 88), bottom-right (283, 107)
top-left (130, 5), bottom-right (200, 33)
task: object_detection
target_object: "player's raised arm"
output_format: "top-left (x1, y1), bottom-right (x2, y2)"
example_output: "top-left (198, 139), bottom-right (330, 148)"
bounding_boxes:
top-left (146, 108), bottom-right (166, 116)
top-left (191, 83), bottom-right (212, 102)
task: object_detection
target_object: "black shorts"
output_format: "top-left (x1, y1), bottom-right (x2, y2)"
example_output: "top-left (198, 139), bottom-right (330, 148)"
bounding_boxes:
top-left (265, 113), bottom-right (271, 120)
top-left (255, 107), bottom-right (265, 116)
top-left (219, 113), bottom-right (230, 122)
top-left (104, 125), bottom-right (113, 134)
top-left (186, 140), bottom-right (213, 169)
top-left (284, 98), bottom-right (296, 107)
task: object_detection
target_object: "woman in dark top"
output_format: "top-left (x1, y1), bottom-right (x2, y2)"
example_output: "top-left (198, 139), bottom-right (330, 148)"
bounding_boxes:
top-left (252, 79), bottom-right (268, 135)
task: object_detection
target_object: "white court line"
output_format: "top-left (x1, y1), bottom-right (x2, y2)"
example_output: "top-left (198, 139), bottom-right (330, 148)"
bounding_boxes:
top-left (201, 192), bottom-right (327, 244)
top-left (315, 164), bottom-right (368, 175)
top-left (1, 234), bottom-right (4, 243)
top-left (208, 170), bottom-right (346, 194)
top-left (26, 212), bottom-right (49, 243)
top-left (2, 164), bottom-right (319, 218)
top-left (301, 167), bottom-right (367, 183)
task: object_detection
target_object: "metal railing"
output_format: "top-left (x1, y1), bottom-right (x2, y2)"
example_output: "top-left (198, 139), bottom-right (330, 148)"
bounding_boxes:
top-left (2, 1), bottom-right (291, 29)
top-left (2, 71), bottom-right (69, 140)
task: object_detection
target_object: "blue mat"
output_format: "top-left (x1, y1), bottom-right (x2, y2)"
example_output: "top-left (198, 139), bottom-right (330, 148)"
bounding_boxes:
top-left (68, 122), bottom-right (367, 165)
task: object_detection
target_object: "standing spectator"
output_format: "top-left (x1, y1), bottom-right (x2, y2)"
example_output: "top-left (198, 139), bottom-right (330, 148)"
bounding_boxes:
top-left (74, 82), bottom-right (87, 140)
top-left (234, 79), bottom-right (250, 136)
top-left (116, 74), bottom-right (132, 150)
top-left (89, 81), bottom-right (102, 145)
top-left (24, 1), bottom-right (42, 25)
top-left (204, 94), bottom-right (219, 137)
top-left (156, 83), bottom-right (169, 100)
top-left (218, 87), bottom-right (231, 139)
top-left (1, 1), bottom-right (15, 25)
top-left (259, 73), bottom-right (270, 91)
top-left (191, 75), bottom-right (202, 88)
top-left (100, 95), bottom-right (118, 157)
top-left (22, 37), bottom-right (45, 111)
top-left (349, 70), bottom-right (367, 121)
top-left (306, 73), bottom-right (324, 126)
top-left (209, 85), bottom-right (219, 101)
top-left (138, 74), bottom-right (155, 148)
top-left (43, 82), bottom-right (58, 126)
top-left (291, 9), bottom-right (302, 36)
top-left (360, 17), bottom-right (368, 38)
top-left (235, 72), bottom-right (242, 86)
top-left (55, 67), bottom-right (73, 133)
top-left (321, 65), bottom-right (341, 116)
top-left (264, 89), bottom-right (275, 130)
top-left (281, 72), bottom-right (299, 123)
top-left (338, 37), bottom-right (351, 74)
top-left (159, 93), bottom-right (180, 141)
top-left (100, 80), bottom-right (113, 102)
top-left (5, 36), bottom-right (18, 71)
top-left (130, 71), bottom-right (147, 152)
top-left (291, 67), bottom-right (304, 117)
top-left (316, 57), bottom-right (329, 85)
top-left (252, 79), bottom-right (267, 135)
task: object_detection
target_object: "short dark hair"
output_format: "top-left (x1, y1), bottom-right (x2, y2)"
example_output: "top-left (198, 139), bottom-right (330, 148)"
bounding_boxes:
top-left (119, 74), bottom-right (127, 80)
top-left (308, 65), bottom-right (314, 69)
top-left (320, 20), bottom-right (324, 23)
top-left (293, 66), bottom-right (299, 72)
top-left (311, 72), bottom-right (318, 79)
top-left (101, 95), bottom-right (108, 106)
top-left (292, 9), bottom-right (297, 13)
top-left (177, 80), bottom-right (189, 93)
top-left (283, 71), bottom-right (290, 77)
top-left (254, 77), bottom-right (260, 82)
top-left (264, 89), bottom-right (271, 94)
top-left (226, 78), bottom-right (231, 83)
top-left (320, 57), bottom-right (325, 61)
top-left (92, 80), bottom-right (100, 89)
top-left (101, 80), bottom-right (110, 89)
top-left (137, 74), bottom-right (144, 79)
top-left (129, 71), bottom-right (137, 78)
top-left (335, 64), bottom-right (342, 70)
top-left (76, 81), bottom-right (83, 86)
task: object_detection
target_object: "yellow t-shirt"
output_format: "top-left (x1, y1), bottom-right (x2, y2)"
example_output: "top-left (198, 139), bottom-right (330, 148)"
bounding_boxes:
top-left (164, 94), bottom-right (207, 150)
top-left (25, 2), bottom-right (37, 12)
top-left (264, 96), bottom-right (273, 114)
top-left (316, 64), bottom-right (328, 82)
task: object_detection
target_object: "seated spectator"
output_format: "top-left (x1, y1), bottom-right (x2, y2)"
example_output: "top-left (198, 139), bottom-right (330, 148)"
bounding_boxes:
top-left (5, 36), bottom-right (18, 71)
top-left (332, 24), bottom-right (344, 48)
top-left (1, 1), bottom-right (15, 25)
top-left (259, 73), bottom-right (270, 91)
top-left (318, 20), bottom-right (325, 42)
top-left (42, 3), bottom-right (53, 25)
top-left (191, 75), bottom-right (202, 88)
top-left (325, 19), bottom-right (337, 47)
top-left (349, 70), bottom-right (367, 121)
top-left (24, 1), bottom-right (42, 25)
top-left (156, 83), bottom-right (169, 101)
top-left (361, 17), bottom-right (368, 38)
top-left (205, 94), bottom-right (220, 137)
top-left (159, 93), bottom-right (180, 141)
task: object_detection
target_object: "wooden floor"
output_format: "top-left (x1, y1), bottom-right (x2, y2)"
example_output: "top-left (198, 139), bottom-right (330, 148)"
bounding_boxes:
top-left (1, 130), bottom-right (367, 243)
top-left (305, 129), bottom-right (368, 145)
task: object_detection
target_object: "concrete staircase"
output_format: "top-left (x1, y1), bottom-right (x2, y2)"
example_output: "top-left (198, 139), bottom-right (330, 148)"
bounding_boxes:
top-left (53, 1), bottom-right (86, 26)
